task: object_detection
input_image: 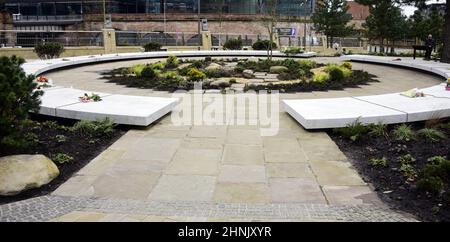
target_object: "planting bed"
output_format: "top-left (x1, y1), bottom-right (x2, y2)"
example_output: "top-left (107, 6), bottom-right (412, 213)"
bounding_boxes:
top-left (0, 116), bottom-right (126, 205)
top-left (102, 56), bottom-right (377, 93)
top-left (329, 121), bottom-right (450, 222)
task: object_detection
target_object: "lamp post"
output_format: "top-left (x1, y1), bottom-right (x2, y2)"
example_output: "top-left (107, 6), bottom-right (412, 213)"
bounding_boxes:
top-left (164, 0), bottom-right (166, 33)
top-left (198, 0), bottom-right (201, 46)
top-left (103, 0), bottom-right (106, 27)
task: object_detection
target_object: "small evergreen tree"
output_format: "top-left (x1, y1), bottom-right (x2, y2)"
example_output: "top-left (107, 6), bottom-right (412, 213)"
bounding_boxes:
top-left (0, 56), bottom-right (42, 148)
top-left (311, 0), bottom-right (354, 48)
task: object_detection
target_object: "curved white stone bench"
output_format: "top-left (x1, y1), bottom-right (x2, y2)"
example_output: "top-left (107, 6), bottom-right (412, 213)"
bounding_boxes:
top-left (22, 50), bottom-right (316, 126)
top-left (283, 55), bottom-right (450, 129)
top-left (22, 50), bottom-right (317, 76)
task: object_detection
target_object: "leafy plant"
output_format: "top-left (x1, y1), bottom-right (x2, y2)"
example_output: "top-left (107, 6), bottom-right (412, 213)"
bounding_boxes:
top-left (333, 119), bottom-right (370, 142)
top-left (55, 134), bottom-right (67, 143)
top-left (24, 133), bottom-right (39, 146)
top-left (52, 153), bottom-right (74, 164)
top-left (370, 157), bottom-right (388, 168)
top-left (42, 120), bottom-right (59, 129)
top-left (0, 56), bottom-right (42, 148)
top-left (141, 65), bottom-right (158, 79)
top-left (223, 38), bottom-right (243, 50)
top-left (341, 62), bottom-right (352, 70)
top-left (325, 64), bottom-right (352, 81)
top-left (71, 118), bottom-right (116, 138)
top-left (400, 163), bottom-right (417, 180)
top-left (282, 47), bottom-right (304, 56)
top-left (398, 154), bottom-right (416, 165)
top-left (369, 122), bottom-right (389, 139)
top-left (143, 42), bottom-right (162, 52)
top-left (298, 60), bottom-right (317, 71)
top-left (313, 72), bottom-right (330, 83)
top-left (417, 176), bottom-right (444, 194)
top-left (34, 42), bottom-right (65, 59)
top-left (417, 128), bottom-right (447, 142)
top-left (392, 124), bottom-right (415, 142)
top-left (187, 68), bottom-right (206, 81)
top-left (129, 64), bottom-right (146, 76)
top-left (165, 55), bottom-right (179, 68)
top-left (427, 156), bottom-right (447, 165)
top-left (252, 40), bottom-right (278, 50)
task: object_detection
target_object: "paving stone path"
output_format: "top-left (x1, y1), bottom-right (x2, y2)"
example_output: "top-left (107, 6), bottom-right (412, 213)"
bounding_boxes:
top-left (1, 57), bottom-right (442, 222)
top-left (0, 195), bottom-right (415, 222)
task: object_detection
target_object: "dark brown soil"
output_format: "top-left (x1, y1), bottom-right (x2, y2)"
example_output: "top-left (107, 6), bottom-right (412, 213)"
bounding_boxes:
top-left (328, 122), bottom-right (450, 222)
top-left (0, 115), bottom-right (126, 205)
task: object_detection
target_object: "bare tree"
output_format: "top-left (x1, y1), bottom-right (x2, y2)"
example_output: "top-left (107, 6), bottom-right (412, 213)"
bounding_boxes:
top-left (262, 0), bottom-right (279, 61)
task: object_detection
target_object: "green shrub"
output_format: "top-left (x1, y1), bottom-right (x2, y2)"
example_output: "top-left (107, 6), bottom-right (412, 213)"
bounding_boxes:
top-left (417, 128), bottom-right (447, 142)
top-left (0, 56), bottom-right (42, 148)
top-left (143, 42), bottom-right (162, 52)
top-left (55, 134), bottom-right (67, 143)
top-left (187, 68), bottom-right (206, 81)
top-left (369, 122), bottom-right (389, 138)
top-left (298, 60), bottom-right (317, 71)
top-left (393, 124), bottom-right (415, 142)
top-left (312, 72), bottom-right (330, 83)
top-left (129, 64), bottom-right (146, 76)
top-left (282, 47), bottom-right (304, 56)
top-left (72, 118), bottom-right (116, 138)
top-left (165, 55), bottom-right (179, 68)
top-left (204, 56), bottom-right (212, 62)
top-left (150, 62), bottom-right (165, 70)
top-left (34, 42), bottom-right (65, 59)
top-left (427, 156), bottom-right (447, 165)
top-left (333, 120), bottom-right (370, 142)
top-left (398, 154), bottom-right (416, 165)
top-left (325, 64), bottom-right (352, 82)
top-left (141, 65), bottom-right (158, 79)
top-left (417, 176), bottom-right (444, 194)
top-left (252, 40), bottom-right (277, 50)
top-left (52, 153), bottom-right (74, 164)
top-left (341, 62), bottom-right (352, 70)
top-left (223, 38), bottom-right (243, 50)
top-left (400, 163), bottom-right (417, 180)
top-left (370, 157), bottom-right (388, 168)
top-left (157, 71), bottom-right (184, 89)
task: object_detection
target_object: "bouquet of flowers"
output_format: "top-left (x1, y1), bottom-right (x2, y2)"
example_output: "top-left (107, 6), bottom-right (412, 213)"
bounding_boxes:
top-left (35, 75), bottom-right (53, 89)
top-left (400, 88), bottom-right (425, 98)
top-left (79, 93), bottom-right (102, 103)
top-left (446, 78), bottom-right (450, 91)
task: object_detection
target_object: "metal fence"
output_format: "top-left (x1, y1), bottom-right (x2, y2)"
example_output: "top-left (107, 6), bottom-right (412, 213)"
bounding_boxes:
top-left (12, 15), bottom-right (83, 24)
top-left (0, 30), bottom-right (103, 48)
top-left (115, 31), bottom-right (201, 47)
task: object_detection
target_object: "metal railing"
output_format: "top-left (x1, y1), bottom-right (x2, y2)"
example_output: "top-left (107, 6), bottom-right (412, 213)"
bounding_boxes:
top-left (115, 31), bottom-right (201, 47)
top-left (0, 30), bottom-right (103, 48)
top-left (12, 15), bottom-right (84, 23)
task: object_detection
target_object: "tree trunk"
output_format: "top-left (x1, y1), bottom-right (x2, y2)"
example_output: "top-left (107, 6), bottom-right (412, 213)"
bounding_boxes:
top-left (441, 1), bottom-right (450, 63)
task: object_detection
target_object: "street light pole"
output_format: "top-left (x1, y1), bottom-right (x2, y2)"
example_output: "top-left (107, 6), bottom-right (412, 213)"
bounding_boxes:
top-left (103, 0), bottom-right (106, 27)
top-left (198, 0), bottom-right (201, 46)
top-left (164, 0), bottom-right (166, 33)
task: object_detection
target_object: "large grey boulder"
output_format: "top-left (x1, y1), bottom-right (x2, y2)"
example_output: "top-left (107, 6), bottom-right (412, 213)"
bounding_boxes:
top-left (269, 66), bottom-right (289, 74)
top-left (0, 155), bottom-right (60, 196)
top-left (205, 63), bottom-right (222, 72)
top-left (242, 69), bottom-right (255, 78)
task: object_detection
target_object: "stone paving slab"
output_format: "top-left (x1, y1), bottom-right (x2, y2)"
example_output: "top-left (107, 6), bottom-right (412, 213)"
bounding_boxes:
top-left (0, 195), bottom-right (417, 222)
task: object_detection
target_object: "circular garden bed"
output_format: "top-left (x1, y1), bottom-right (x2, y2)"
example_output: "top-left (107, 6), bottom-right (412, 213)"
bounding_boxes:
top-left (102, 56), bottom-right (378, 93)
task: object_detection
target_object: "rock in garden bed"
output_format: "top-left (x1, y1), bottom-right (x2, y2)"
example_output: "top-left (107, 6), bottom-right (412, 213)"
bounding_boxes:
top-left (0, 155), bottom-right (59, 196)
top-left (0, 117), bottom-right (125, 204)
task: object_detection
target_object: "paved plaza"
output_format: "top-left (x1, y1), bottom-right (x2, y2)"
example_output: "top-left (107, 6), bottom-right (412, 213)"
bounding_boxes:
top-left (0, 57), bottom-right (442, 222)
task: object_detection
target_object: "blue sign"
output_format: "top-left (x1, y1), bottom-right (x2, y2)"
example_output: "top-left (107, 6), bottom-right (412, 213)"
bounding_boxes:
top-left (277, 28), bottom-right (296, 36)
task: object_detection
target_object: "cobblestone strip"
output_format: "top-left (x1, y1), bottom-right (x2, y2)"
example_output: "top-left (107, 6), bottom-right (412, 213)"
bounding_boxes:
top-left (0, 195), bottom-right (417, 222)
